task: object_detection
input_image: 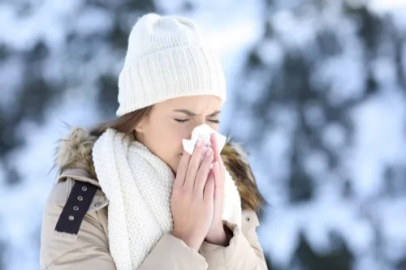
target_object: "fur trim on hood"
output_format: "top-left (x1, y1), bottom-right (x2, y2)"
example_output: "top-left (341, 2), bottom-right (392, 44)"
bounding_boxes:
top-left (55, 127), bottom-right (265, 212)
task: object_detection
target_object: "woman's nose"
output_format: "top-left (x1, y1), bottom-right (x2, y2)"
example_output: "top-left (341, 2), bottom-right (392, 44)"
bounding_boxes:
top-left (185, 120), bottom-right (206, 140)
top-left (194, 117), bottom-right (206, 127)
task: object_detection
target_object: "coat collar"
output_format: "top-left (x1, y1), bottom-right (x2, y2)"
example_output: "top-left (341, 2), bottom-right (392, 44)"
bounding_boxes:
top-left (55, 127), bottom-right (265, 212)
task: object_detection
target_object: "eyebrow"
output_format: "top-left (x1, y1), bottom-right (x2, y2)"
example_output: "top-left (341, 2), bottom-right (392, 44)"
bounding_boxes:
top-left (173, 109), bottom-right (221, 117)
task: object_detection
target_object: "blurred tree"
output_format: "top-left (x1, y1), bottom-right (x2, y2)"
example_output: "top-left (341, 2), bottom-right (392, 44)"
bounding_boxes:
top-left (0, 0), bottom-right (157, 268)
top-left (290, 231), bottom-right (353, 270)
top-left (229, 0), bottom-right (406, 269)
top-left (0, 0), bottom-right (157, 184)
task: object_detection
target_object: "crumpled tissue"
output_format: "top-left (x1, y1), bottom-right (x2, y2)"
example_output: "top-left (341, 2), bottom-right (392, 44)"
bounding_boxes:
top-left (182, 124), bottom-right (227, 161)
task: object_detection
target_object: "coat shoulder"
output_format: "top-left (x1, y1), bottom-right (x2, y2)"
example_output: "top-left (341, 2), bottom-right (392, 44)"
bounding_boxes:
top-left (40, 177), bottom-right (111, 269)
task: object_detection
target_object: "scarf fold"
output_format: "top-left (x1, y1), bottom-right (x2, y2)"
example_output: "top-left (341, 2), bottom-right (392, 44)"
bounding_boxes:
top-left (92, 129), bottom-right (242, 270)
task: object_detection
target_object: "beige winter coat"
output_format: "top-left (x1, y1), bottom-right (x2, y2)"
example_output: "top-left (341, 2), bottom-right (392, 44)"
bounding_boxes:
top-left (40, 128), bottom-right (268, 270)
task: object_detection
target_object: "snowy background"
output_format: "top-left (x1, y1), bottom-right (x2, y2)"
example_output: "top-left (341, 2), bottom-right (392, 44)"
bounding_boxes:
top-left (1, 0), bottom-right (406, 269)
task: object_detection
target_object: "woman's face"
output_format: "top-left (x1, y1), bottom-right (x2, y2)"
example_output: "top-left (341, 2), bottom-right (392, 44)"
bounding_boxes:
top-left (136, 95), bottom-right (222, 173)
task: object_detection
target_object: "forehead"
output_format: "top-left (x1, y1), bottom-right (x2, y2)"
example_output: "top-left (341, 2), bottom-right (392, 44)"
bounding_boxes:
top-left (156, 95), bottom-right (222, 112)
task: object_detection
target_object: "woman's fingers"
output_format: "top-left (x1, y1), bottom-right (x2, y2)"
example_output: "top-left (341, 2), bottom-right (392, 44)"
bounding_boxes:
top-left (210, 134), bottom-right (225, 172)
top-left (211, 161), bottom-right (224, 199)
top-left (210, 134), bottom-right (222, 163)
top-left (194, 148), bottom-right (213, 196)
top-left (184, 138), bottom-right (204, 190)
top-left (178, 135), bottom-right (224, 192)
top-left (203, 171), bottom-right (215, 202)
top-left (174, 150), bottom-right (191, 189)
top-left (171, 139), bottom-right (215, 251)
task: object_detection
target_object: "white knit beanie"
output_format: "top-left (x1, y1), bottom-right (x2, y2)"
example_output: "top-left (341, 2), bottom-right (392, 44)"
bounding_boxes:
top-left (116, 13), bottom-right (227, 116)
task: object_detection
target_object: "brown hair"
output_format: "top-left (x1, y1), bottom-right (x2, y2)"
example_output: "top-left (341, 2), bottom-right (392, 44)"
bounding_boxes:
top-left (90, 106), bottom-right (153, 139)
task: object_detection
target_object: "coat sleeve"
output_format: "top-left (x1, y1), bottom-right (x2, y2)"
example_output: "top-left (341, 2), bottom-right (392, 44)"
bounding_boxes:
top-left (199, 210), bottom-right (268, 270)
top-left (40, 179), bottom-right (209, 270)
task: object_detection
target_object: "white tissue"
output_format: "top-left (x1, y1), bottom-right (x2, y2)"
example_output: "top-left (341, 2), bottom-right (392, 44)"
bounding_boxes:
top-left (182, 124), bottom-right (227, 156)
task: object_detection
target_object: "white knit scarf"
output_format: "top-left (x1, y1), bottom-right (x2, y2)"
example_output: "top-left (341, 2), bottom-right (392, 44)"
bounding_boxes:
top-left (92, 129), bottom-right (242, 270)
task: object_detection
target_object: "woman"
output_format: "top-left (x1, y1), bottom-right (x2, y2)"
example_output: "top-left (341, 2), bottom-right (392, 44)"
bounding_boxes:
top-left (40, 13), bottom-right (267, 270)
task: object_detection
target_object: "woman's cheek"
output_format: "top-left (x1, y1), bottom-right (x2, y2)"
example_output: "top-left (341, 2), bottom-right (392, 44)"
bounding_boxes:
top-left (173, 156), bottom-right (182, 174)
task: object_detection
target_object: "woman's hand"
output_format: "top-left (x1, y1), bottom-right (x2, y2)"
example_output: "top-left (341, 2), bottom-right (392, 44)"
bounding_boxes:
top-left (171, 138), bottom-right (215, 251)
top-left (205, 134), bottom-right (228, 246)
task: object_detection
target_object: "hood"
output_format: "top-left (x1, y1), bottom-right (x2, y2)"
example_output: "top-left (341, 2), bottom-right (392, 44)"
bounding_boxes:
top-left (55, 127), bottom-right (265, 212)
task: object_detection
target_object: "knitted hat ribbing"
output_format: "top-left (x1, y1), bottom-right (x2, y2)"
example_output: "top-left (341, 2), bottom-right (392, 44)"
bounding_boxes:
top-left (116, 13), bottom-right (227, 116)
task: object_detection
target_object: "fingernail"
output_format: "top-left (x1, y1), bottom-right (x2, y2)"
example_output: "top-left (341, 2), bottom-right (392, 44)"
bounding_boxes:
top-left (196, 138), bottom-right (202, 147)
top-left (214, 161), bottom-right (219, 169)
top-left (206, 148), bottom-right (213, 156)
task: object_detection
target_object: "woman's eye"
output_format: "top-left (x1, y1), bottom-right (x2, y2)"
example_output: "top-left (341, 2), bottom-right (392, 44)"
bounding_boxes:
top-left (175, 119), bottom-right (189, 123)
top-left (174, 119), bottom-right (220, 124)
